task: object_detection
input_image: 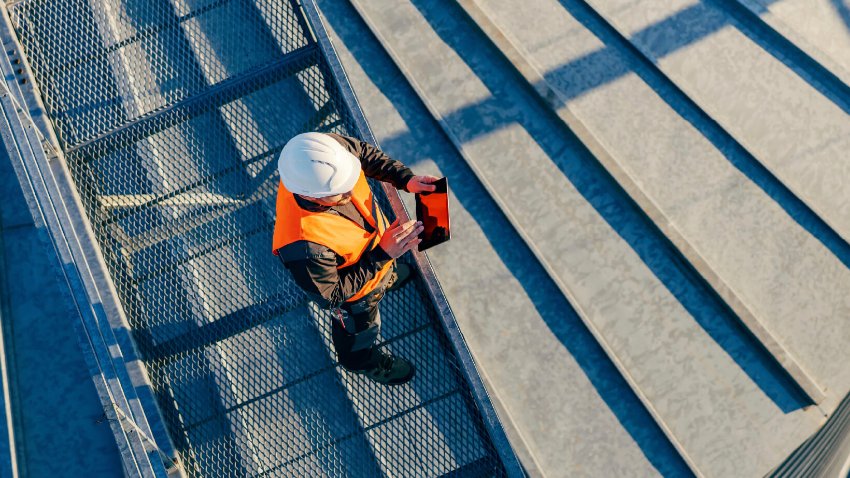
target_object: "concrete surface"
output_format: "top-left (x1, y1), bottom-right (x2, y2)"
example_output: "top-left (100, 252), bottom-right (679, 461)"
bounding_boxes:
top-left (580, 0), bottom-right (850, 295)
top-left (0, 138), bottom-right (124, 477)
top-left (317, 1), bottom-right (692, 475)
top-left (732, 0), bottom-right (850, 86)
top-left (342, 0), bottom-right (830, 476)
top-left (461, 0), bottom-right (850, 412)
top-left (583, 0), bottom-right (850, 414)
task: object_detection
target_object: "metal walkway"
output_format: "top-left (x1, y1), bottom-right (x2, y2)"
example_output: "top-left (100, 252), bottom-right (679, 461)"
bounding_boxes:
top-left (0, 0), bottom-right (521, 476)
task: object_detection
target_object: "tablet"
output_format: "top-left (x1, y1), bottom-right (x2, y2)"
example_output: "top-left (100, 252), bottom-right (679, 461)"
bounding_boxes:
top-left (415, 177), bottom-right (450, 252)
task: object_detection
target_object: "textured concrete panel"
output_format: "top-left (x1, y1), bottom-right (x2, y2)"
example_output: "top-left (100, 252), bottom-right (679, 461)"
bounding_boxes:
top-left (316, 1), bottom-right (674, 475)
top-left (580, 0), bottom-right (850, 411)
top-left (734, 0), bottom-right (850, 86)
top-left (468, 0), bottom-right (850, 410)
top-left (344, 0), bottom-right (825, 476)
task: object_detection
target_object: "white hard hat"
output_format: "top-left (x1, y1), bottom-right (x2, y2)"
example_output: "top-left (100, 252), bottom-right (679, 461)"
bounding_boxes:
top-left (278, 132), bottom-right (361, 197)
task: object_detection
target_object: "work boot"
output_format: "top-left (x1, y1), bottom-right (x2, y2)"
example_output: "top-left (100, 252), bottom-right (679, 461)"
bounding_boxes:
top-left (360, 351), bottom-right (415, 385)
top-left (385, 263), bottom-right (413, 293)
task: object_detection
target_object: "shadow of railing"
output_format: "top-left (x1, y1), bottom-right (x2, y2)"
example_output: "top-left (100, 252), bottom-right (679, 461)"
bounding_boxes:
top-left (555, 0), bottom-right (850, 287)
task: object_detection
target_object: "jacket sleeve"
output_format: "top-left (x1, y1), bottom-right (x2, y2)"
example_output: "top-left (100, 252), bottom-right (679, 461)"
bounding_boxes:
top-left (278, 240), bottom-right (393, 309)
top-left (326, 133), bottom-right (415, 191)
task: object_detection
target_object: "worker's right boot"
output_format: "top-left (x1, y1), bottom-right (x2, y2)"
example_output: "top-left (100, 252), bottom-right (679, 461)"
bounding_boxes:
top-left (360, 351), bottom-right (415, 386)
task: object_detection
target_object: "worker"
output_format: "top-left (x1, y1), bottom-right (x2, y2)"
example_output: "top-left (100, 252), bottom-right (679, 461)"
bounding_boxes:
top-left (273, 132), bottom-right (439, 385)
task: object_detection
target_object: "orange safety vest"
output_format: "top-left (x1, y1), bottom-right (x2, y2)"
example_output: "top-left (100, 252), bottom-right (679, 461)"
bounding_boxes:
top-left (272, 171), bottom-right (394, 303)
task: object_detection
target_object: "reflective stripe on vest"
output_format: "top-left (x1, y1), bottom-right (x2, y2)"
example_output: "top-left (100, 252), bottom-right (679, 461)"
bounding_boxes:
top-left (272, 171), bottom-right (394, 303)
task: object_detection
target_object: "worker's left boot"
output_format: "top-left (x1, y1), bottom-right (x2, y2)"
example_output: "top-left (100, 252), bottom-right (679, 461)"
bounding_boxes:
top-left (385, 263), bottom-right (413, 293)
top-left (361, 351), bottom-right (415, 385)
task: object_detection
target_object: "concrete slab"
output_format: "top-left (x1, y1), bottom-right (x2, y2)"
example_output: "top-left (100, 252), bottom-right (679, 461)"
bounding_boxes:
top-left (461, 0), bottom-right (850, 413)
top-left (731, 0), bottom-right (850, 87)
top-left (344, 0), bottom-right (825, 475)
top-left (0, 153), bottom-right (124, 477)
top-left (579, 0), bottom-right (850, 411)
top-left (316, 1), bottom-right (687, 475)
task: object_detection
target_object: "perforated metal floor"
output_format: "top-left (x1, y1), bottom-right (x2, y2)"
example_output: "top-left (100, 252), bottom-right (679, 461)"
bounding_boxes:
top-left (5, 0), bottom-right (509, 475)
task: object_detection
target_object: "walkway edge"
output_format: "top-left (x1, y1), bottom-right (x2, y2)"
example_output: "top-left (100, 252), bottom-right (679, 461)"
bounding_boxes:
top-left (455, 0), bottom-right (826, 406)
top-left (303, 1), bottom-right (528, 476)
top-left (475, 360), bottom-right (547, 478)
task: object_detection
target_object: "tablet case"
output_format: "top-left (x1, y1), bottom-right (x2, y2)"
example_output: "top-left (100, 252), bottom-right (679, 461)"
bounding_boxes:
top-left (415, 177), bottom-right (450, 252)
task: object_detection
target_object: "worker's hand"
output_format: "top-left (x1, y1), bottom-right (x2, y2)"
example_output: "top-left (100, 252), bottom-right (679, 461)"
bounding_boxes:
top-left (379, 218), bottom-right (424, 258)
top-left (406, 175), bottom-right (440, 193)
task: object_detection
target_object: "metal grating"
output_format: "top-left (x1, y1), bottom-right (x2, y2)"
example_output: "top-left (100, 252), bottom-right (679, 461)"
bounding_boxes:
top-left (5, 0), bottom-right (509, 476)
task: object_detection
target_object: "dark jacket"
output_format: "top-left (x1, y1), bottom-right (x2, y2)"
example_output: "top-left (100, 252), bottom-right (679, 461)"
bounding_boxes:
top-left (275, 133), bottom-right (414, 309)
